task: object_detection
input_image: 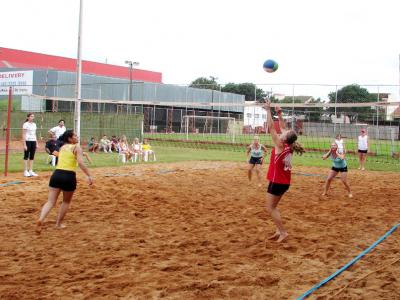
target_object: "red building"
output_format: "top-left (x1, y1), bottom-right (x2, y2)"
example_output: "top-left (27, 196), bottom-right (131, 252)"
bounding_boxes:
top-left (0, 47), bottom-right (162, 83)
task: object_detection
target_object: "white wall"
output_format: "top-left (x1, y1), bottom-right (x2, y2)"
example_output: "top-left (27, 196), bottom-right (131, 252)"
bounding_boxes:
top-left (385, 94), bottom-right (397, 120)
top-left (244, 102), bottom-right (267, 128)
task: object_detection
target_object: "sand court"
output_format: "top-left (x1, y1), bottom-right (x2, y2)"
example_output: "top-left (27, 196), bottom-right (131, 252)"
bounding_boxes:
top-left (0, 161), bottom-right (399, 299)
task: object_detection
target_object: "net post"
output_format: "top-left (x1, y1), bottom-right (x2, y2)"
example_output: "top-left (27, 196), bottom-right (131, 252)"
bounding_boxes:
top-left (291, 84), bottom-right (295, 130)
top-left (140, 120), bottom-right (144, 142)
top-left (74, 0), bottom-right (83, 141)
top-left (4, 87), bottom-right (12, 177)
top-left (185, 116), bottom-right (189, 140)
top-left (232, 119), bottom-right (236, 143)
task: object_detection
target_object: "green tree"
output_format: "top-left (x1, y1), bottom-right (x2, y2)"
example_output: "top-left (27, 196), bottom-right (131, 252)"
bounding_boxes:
top-left (222, 82), bottom-right (266, 101)
top-left (270, 96), bottom-right (324, 121)
top-left (328, 84), bottom-right (376, 122)
top-left (189, 76), bottom-right (220, 90)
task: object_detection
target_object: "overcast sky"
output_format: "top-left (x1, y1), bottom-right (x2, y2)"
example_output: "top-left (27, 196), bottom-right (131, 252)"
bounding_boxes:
top-left (3, 0), bottom-right (400, 99)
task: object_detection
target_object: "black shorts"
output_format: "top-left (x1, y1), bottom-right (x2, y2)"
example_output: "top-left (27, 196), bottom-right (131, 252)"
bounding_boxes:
top-left (267, 182), bottom-right (290, 196)
top-left (249, 157), bottom-right (263, 165)
top-left (49, 169), bottom-right (77, 191)
top-left (358, 149), bottom-right (368, 154)
top-left (331, 166), bottom-right (348, 173)
top-left (23, 141), bottom-right (37, 160)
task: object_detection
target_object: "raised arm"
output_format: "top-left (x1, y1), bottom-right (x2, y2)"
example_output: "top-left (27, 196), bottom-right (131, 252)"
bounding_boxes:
top-left (322, 149), bottom-right (331, 160)
top-left (263, 101), bottom-right (283, 149)
top-left (275, 105), bottom-right (287, 130)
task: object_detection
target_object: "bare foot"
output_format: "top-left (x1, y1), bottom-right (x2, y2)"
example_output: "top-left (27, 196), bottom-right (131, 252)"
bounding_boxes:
top-left (322, 192), bottom-right (328, 197)
top-left (56, 224), bottom-right (67, 229)
top-left (258, 183), bottom-right (262, 188)
top-left (348, 193), bottom-right (353, 198)
top-left (35, 220), bottom-right (42, 234)
top-left (361, 168), bottom-right (365, 171)
top-left (358, 167), bottom-right (361, 170)
top-left (268, 232), bottom-right (280, 240)
top-left (277, 232), bottom-right (289, 243)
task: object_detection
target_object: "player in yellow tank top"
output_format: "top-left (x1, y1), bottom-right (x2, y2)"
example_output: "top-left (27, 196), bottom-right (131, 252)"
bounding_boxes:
top-left (36, 130), bottom-right (93, 233)
top-left (57, 144), bottom-right (78, 171)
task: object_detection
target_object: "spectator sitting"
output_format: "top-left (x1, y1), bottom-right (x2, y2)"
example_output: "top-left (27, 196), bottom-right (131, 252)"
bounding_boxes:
top-left (132, 137), bottom-right (142, 162)
top-left (88, 137), bottom-right (99, 153)
top-left (111, 135), bottom-right (119, 152)
top-left (142, 138), bottom-right (156, 162)
top-left (45, 133), bottom-right (60, 166)
top-left (117, 135), bottom-right (133, 163)
top-left (100, 135), bottom-right (113, 153)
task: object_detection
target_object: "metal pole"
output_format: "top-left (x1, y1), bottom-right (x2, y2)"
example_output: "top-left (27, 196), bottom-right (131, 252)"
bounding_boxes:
top-left (140, 120), bottom-right (144, 142)
top-left (334, 85), bottom-right (338, 134)
top-left (4, 87), bottom-right (12, 177)
top-left (129, 62), bottom-right (132, 102)
top-left (291, 84), bottom-right (295, 130)
top-left (376, 86), bottom-right (380, 153)
top-left (218, 86), bottom-right (221, 134)
top-left (74, 0), bottom-right (83, 140)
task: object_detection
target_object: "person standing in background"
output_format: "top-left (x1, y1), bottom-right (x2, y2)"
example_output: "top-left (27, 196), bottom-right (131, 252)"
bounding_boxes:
top-left (49, 119), bottom-right (66, 139)
top-left (357, 129), bottom-right (368, 170)
top-left (334, 133), bottom-right (345, 154)
top-left (22, 113), bottom-right (38, 177)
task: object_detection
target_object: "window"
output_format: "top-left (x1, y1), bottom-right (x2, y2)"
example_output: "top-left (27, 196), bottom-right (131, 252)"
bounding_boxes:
top-left (246, 113), bottom-right (252, 118)
top-left (254, 114), bottom-right (260, 118)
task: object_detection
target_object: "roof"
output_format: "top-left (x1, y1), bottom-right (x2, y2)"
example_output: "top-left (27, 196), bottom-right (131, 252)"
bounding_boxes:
top-left (392, 105), bottom-right (400, 118)
top-left (0, 47), bottom-right (162, 83)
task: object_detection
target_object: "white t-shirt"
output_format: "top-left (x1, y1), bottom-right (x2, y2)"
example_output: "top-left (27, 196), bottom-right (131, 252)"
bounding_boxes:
top-left (335, 138), bottom-right (345, 154)
top-left (50, 125), bottom-right (66, 139)
top-left (23, 122), bottom-right (37, 141)
top-left (358, 135), bottom-right (368, 150)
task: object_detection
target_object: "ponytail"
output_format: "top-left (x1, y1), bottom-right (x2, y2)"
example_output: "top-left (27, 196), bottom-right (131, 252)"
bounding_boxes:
top-left (290, 142), bottom-right (305, 155)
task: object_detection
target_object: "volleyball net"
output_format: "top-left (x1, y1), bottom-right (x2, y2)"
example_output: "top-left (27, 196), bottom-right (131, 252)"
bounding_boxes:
top-left (1, 82), bottom-right (400, 165)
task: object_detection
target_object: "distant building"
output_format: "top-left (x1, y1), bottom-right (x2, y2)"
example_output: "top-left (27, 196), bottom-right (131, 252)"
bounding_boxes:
top-left (392, 106), bottom-right (400, 119)
top-left (0, 47), bottom-right (244, 133)
top-left (331, 114), bottom-right (351, 124)
top-left (244, 102), bottom-right (267, 129)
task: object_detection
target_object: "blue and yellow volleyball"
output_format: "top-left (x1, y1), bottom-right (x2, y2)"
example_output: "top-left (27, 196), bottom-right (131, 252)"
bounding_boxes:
top-left (263, 59), bottom-right (278, 73)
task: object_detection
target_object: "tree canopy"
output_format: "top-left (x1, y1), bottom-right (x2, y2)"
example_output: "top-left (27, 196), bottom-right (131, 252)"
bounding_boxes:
top-left (222, 83), bottom-right (266, 101)
top-left (328, 84), bottom-right (377, 122)
top-left (189, 77), bottom-right (266, 101)
top-left (189, 76), bottom-right (220, 90)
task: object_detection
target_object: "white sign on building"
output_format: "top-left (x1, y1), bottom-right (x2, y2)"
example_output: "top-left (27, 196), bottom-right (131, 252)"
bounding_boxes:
top-left (0, 71), bottom-right (33, 95)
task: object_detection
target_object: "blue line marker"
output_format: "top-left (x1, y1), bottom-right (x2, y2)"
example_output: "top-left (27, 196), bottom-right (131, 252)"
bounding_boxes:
top-left (297, 223), bottom-right (400, 300)
top-left (0, 180), bottom-right (24, 187)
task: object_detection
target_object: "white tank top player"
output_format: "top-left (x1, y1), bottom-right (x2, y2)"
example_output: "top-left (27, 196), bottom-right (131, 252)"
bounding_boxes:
top-left (334, 134), bottom-right (345, 154)
top-left (246, 136), bottom-right (267, 188)
top-left (357, 129), bottom-right (368, 170)
top-left (358, 135), bottom-right (368, 151)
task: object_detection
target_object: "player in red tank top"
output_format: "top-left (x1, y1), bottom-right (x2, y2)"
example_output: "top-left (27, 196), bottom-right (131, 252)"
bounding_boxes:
top-left (263, 100), bottom-right (304, 243)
